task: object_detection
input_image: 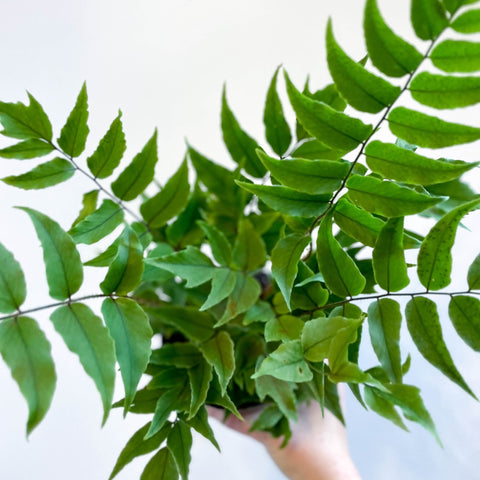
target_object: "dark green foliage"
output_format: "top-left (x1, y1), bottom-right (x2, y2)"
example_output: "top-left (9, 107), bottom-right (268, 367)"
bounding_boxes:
top-left (2, 1), bottom-right (480, 477)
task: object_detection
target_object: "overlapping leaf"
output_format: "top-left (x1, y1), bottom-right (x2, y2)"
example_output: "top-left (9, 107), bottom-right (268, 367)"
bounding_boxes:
top-left (451, 8), bottom-right (480, 33)
top-left (411, 0), bottom-right (448, 40)
top-left (0, 139), bottom-right (54, 159)
top-left (449, 296), bottom-right (480, 351)
top-left (431, 40), bottom-right (480, 73)
top-left (0, 242), bottom-right (26, 313)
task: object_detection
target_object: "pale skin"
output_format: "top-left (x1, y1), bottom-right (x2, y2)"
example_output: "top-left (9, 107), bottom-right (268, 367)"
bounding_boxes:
top-left (208, 397), bottom-right (361, 480)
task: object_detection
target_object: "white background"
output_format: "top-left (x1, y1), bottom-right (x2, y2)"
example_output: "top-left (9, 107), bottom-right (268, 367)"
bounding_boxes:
top-left (1, 0), bottom-right (480, 478)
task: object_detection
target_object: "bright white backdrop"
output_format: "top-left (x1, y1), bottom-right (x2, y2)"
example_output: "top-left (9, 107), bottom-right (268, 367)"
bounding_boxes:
top-left (1, 1), bottom-right (480, 478)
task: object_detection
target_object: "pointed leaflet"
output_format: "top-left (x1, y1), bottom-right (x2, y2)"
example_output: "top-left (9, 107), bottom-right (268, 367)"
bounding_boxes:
top-left (199, 268), bottom-right (237, 311)
top-left (185, 406), bottom-right (220, 451)
top-left (140, 447), bottom-right (179, 480)
top-left (19, 207), bottom-right (83, 300)
top-left (406, 297), bottom-right (476, 397)
top-left (87, 112), bottom-right (126, 179)
top-left (0, 93), bottom-right (52, 140)
top-left (452, 9), bottom-right (480, 33)
top-left (265, 315), bottom-right (304, 342)
top-left (0, 242), bottom-right (26, 313)
top-left (167, 421), bottom-right (192, 480)
top-left (411, 0), bottom-right (448, 40)
top-left (364, 0), bottom-right (422, 77)
top-left (417, 198), bottom-right (480, 290)
top-left (291, 138), bottom-right (348, 161)
top-left (253, 340), bottom-right (313, 382)
top-left (148, 246), bottom-right (215, 288)
top-left (431, 40), bottom-right (480, 73)
top-left (0, 316), bottom-right (56, 435)
top-left (57, 83), bottom-right (89, 157)
top-left (449, 296), bottom-right (480, 351)
top-left (0, 139), bottom-right (54, 159)
top-left (271, 234), bottom-right (311, 310)
top-left (410, 72), bottom-right (480, 109)
top-left (256, 150), bottom-right (349, 195)
top-left (71, 190), bottom-right (99, 227)
top-left (109, 422), bottom-right (171, 480)
top-left (199, 331), bottom-right (235, 396)
top-left (326, 21), bottom-right (400, 113)
top-left (236, 181), bottom-right (330, 217)
top-left (100, 227), bottom-right (144, 295)
top-left (197, 221), bottom-right (232, 266)
top-left (187, 358), bottom-right (213, 418)
top-left (372, 217), bottom-right (409, 292)
top-left (284, 71), bottom-right (372, 151)
top-left (2, 158), bottom-right (75, 190)
top-left (364, 386), bottom-right (408, 430)
top-left (222, 86), bottom-right (266, 178)
top-left (111, 130), bottom-right (158, 201)
top-left (366, 141), bottom-right (478, 185)
top-left (69, 199), bottom-right (124, 244)
top-left (232, 218), bottom-right (266, 271)
top-left (50, 304), bottom-right (116, 425)
top-left (316, 211), bottom-right (366, 297)
top-left (255, 374), bottom-right (297, 421)
top-left (101, 298), bottom-right (153, 412)
top-left (346, 175), bottom-right (442, 217)
top-left (468, 253), bottom-right (480, 290)
top-left (367, 299), bottom-right (403, 383)
top-left (388, 107), bottom-right (480, 148)
top-left (264, 67), bottom-right (292, 156)
top-left (140, 160), bottom-right (190, 228)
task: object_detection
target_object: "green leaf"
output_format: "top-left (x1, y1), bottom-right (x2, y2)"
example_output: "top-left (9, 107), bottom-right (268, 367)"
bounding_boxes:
top-left (199, 331), bottom-right (235, 396)
top-left (148, 246), bottom-right (215, 288)
top-left (19, 207), bottom-right (83, 300)
top-left (255, 374), bottom-right (297, 421)
top-left (326, 20), bottom-right (401, 113)
top-left (346, 175), bottom-right (443, 217)
top-left (0, 93), bottom-right (52, 140)
top-left (50, 303), bottom-right (116, 425)
top-left (0, 316), bottom-right (56, 435)
top-left (236, 181), bottom-right (330, 217)
top-left (150, 343), bottom-right (202, 368)
top-left (232, 218), bottom-right (266, 272)
top-left (388, 107), bottom-right (480, 148)
top-left (366, 141), bottom-right (478, 186)
top-left (468, 253), bottom-right (480, 289)
top-left (265, 315), bottom-right (304, 342)
top-left (200, 268), bottom-right (237, 311)
top-left (71, 190), bottom-right (99, 228)
top-left (0, 242), bottom-right (26, 313)
top-left (367, 299), bottom-right (403, 383)
top-left (101, 297), bottom-right (153, 412)
top-left (221, 86), bottom-right (266, 178)
top-left (316, 212), bottom-right (366, 297)
top-left (256, 150), bottom-right (349, 195)
top-left (364, 0), bottom-right (423, 77)
top-left (452, 8), bottom-right (480, 32)
top-left (417, 198), bottom-right (480, 290)
top-left (87, 112), bottom-right (126, 179)
top-left (284, 71), bottom-right (372, 151)
top-left (406, 296), bottom-right (476, 397)
top-left (109, 422), bottom-right (171, 480)
top-left (431, 39), bottom-right (480, 72)
top-left (271, 234), bottom-right (311, 310)
top-left (372, 217), bottom-right (409, 292)
top-left (410, 72), bottom-right (480, 109)
top-left (185, 406), bottom-right (220, 451)
top-left (57, 83), bottom-right (89, 157)
top-left (364, 386), bottom-right (408, 430)
top-left (411, 0), bottom-right (448, 40)
top-left (100, 227), bottom-right (144, 295)
top-left (187, 358), bottom-right (213, 418)
top-left (2, 157), bottom-right (75, 190)
top-left (140, 447), bottom-right (179, 480)
top-left (253, 340), bottom-right (313, 382)
top-left (264, 67), bottom-right (292, 156)
top-left (0, 139), bottom-right (54, 159)
top-left (302, 316), bottom-right (361, 362)
top-left (290, 138), bottom-right (347, 161)
top-left (140, 160), bottom-right (190, 228)
top-left (443, 0), bottom-right (479, 13)
top-left (167, 421), bottom-right (192, 480)
top-left (243, 300), bottom-right (276, 325)
top-left (111, 130), bottom-right (158, 201)
top-left (69, 199), bottom-right (124, 244)
top-left (449, 295), bottom-right (480, 351)
top-left (217, 272), bottom-right (261, 325)
top-left (197, 221), bottom-right (232, 266)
